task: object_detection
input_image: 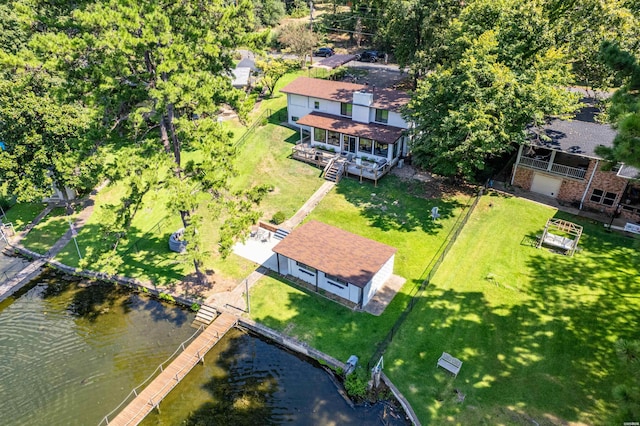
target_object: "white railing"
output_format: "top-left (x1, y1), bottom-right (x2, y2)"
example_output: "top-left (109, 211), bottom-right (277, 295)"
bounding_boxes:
top-left (550, 163), bottom-right (587, 179)
top-left (98, 324), bottom-right (205, 426)
top-left (518, 157), bottom-right (586, 179)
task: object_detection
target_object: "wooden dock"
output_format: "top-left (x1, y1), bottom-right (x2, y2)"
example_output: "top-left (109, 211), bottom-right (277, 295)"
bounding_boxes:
top-left (107, 312), bottom-right (237, 426)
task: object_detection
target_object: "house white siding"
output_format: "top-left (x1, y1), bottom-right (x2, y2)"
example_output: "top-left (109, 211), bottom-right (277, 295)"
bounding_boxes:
top-left (352, 105), bottom-right (370, 124)
top-left (387, 112), bottom-right (406, 129)
top-left (277, 254), bottom-right (394, 306)
top-left (318, 272), bottom-right (353, 302)
top-left (365, 255), bottom-right (394, 305)
top-left (289, 259), bottom-right (317, 285)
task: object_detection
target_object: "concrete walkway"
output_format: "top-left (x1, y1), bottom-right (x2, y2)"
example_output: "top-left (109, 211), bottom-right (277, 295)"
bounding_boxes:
top-left (211, 181), bottom-right (337, 313)
top-left (283, 181), bottom-right (335, 229)
top-left (0, 182), bottom-right (107, 301)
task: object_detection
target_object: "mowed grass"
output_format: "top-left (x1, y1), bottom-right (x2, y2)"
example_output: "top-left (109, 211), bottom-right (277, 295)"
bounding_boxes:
top-left (249, 176), bottom-right (473, 362)
top-left (2, 202), bottom-right (46, 232)
top-left (383, 193), bottom-right (640, 425)
top-left (19, 207), bottom-right (69, 254)
top-left (55, 69), bottom-right (322, 287)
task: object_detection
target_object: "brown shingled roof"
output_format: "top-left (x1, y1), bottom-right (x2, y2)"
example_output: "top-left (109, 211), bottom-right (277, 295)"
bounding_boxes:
top-left (281, 77), bottom-right (410, 112)
top-left (272, 220), bottom-right (397, 288)
top-left (296, 112), bottom-right (405, 145)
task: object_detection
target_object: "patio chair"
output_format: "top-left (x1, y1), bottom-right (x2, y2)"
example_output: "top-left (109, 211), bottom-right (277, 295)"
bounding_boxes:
top-left (431, 207), bottom-right (440, 220)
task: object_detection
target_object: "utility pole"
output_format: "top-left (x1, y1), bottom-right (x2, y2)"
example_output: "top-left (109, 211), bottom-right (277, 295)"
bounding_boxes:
top-left (309, 1), bottom-right (314, 66)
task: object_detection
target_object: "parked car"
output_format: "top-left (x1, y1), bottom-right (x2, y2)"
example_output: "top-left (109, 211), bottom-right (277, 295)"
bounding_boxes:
top-left (355, 50), bottom-right (385, 62)
top-left (314, 47), bottom-right (335, 57)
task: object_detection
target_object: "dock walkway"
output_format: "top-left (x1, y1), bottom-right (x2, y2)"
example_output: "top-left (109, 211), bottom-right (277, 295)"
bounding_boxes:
top-left (107, 312), bottom-right (237, 426)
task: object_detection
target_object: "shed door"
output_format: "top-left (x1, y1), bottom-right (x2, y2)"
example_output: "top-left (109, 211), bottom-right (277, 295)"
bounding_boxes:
top-left (531, 173), bottom-right (562, 198)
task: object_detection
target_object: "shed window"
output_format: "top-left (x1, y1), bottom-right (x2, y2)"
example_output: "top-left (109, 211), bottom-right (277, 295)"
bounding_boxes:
top-left (296, 261), bottom-right (316, 274)
top-left (325, 274), bottom-right (349, 286)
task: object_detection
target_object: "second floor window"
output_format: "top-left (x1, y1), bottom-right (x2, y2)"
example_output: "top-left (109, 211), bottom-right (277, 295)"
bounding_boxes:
top-left (341, 103), bottom-right (352, 117)
top-left (314, 101), bottom-right (320, 109)
top-left (375, 109), bottom-right (388, 123)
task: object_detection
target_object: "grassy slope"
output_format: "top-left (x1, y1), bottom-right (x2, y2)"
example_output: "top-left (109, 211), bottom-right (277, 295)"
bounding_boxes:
top-left (56, 70), bottom-right (321, 286)
top-left (19, 207), bottom-right (69, 254)
top-left (249, 176), bottom-right (472, 362)
top-left (2, 202), bottom-right (46, 232)
top-left (384, 193), bottom-right (640, 425)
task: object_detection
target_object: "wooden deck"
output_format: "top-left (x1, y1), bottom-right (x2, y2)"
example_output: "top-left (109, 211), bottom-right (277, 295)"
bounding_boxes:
top-left (108, 312), bottom-right (237, 426)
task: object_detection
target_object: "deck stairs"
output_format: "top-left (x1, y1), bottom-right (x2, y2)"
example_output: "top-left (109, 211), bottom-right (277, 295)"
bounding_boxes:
top-left (273, 228), bottom-right (290, 241)
top-left (192, 304), bottom-right (217, 327)
top-left (323, 158), bottom-right (345, 183)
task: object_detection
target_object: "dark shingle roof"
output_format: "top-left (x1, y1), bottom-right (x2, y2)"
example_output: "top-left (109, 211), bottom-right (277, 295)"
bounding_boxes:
top-left (531, 119), bottom-right (616, 159)
top-left (529, 99), bottom-right (616, 159)
top-left (272, 220), bottom-right (396, 288)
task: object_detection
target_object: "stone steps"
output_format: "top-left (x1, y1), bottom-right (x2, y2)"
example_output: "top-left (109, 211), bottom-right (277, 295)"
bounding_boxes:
top-left (192, 304), bottom-right (218, 327)
top-left (273, 228), bottom-right (290, 241)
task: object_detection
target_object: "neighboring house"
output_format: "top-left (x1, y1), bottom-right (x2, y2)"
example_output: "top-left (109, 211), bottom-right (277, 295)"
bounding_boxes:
top-left (231, 55), bottom-right (257, 89)
top-left (281, 77), bottom-right (411, 183)
top-left (511, 100), bottom-right (640, 222)
top-left (272, 220), bottom-right (397, 307)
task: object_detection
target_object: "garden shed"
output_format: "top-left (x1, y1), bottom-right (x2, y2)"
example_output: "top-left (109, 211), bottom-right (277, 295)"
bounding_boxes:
top-left (272, 220), bottom-right (396, 307)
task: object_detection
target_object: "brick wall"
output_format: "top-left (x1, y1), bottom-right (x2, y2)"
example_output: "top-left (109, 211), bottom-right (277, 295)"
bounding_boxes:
top-left (514, 160), bottom-right (629, 215)
top-left (512, 166), bottom-right (534, 190)
top-left (579, 162), bottom-right (627, 214)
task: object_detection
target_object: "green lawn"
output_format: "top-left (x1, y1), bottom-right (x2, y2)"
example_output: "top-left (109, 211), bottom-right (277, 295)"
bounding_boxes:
top-left (20, 207), bottom-right (69, 254)
top-left (382, 193), bottom-right (640, 425)
top-left (2, 202), bottom-right (46, 232)
top-left (55, 69), bottom-right (322, 288)
top-left (249, 176), bottom-right (473, 363)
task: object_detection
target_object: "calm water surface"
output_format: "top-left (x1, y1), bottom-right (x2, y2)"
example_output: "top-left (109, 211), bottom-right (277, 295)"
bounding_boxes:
top-left (0, 271), bottom-right (408, 426)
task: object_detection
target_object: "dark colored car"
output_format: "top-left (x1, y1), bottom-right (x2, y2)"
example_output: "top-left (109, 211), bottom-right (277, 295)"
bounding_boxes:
top-left (314, 47), bottom-right (335, 57)
top-left (355, 50), bottom-right (386, 62)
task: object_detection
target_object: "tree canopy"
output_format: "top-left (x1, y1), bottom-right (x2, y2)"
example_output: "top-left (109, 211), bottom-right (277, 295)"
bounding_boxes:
top-left (0, 0), bottom-right (267, 281)
top-left (404, 0), bottom-right (579, 179)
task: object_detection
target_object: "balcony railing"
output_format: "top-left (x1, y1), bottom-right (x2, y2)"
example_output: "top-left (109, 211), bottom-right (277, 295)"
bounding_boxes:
top-left (518, 156), bottom-right (587, 180)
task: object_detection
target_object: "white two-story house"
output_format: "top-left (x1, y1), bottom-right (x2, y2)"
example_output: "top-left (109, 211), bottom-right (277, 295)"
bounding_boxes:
top-left (281, 77), bottom-right (411, 184)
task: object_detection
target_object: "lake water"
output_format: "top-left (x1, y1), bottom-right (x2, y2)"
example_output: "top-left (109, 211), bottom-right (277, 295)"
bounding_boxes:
top-left (0, 270), bottom-right (408, 425)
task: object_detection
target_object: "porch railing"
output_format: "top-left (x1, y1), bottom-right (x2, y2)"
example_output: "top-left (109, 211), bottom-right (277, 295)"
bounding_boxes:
top-left (518, 156), bottom-right (586, 180)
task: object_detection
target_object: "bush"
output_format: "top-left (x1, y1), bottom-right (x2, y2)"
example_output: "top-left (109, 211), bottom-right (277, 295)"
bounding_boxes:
top-left (344, 372), bottom-right (368, 399)
top-left (271, 211), bottom-right (286, 225)
top-left (158, 292), bottom-right (176, 303)
top-left (190, 302), bottom-right (200, 312)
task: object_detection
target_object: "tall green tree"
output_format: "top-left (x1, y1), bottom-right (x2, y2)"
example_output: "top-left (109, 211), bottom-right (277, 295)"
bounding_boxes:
top-left (595, 42), bottom-right (640, 168)
top-left (278, 22), bottom-right (320, 67)
top-left (546, 0), bottom-right (639, 89)
top-left (381, 0), bottom-right (464, 79)
top-left (613, 339), bottom-right (640, 422)
top-left (405, 0), bottom-right (579, 179)
top-left (0, 71), bottom-right (101, 205)
top-left (34, 0), bottom-right (261, 281)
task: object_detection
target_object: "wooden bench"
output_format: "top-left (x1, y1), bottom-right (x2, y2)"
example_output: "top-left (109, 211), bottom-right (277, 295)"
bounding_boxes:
top-left (437, 352), bottom-right (462, 377)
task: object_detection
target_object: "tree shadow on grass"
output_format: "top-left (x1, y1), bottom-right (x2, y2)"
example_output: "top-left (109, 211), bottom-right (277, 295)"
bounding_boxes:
top-left (335, 176), bottom-right (466, 235)
top-left (385, 280), bottom-right (630, 425)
